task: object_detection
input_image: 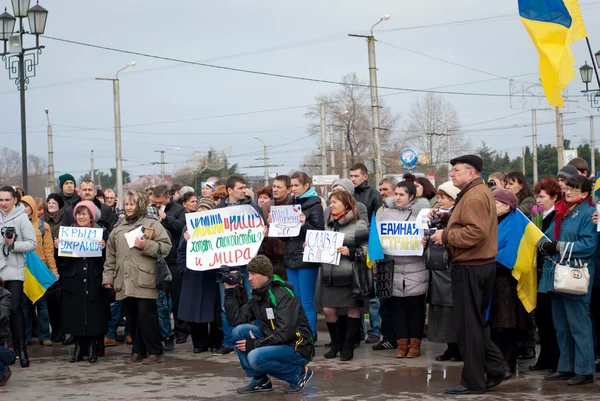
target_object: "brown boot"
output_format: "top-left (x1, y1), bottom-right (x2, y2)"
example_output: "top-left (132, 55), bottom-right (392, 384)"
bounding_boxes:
top-left (406, 339), bottom-right (421, 358)
top-left (395, 339), bottom-right (409, 358)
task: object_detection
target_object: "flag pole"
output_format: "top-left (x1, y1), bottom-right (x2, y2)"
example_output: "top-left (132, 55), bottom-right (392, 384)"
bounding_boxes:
top-left (585, 37), bottom-right (600, 89)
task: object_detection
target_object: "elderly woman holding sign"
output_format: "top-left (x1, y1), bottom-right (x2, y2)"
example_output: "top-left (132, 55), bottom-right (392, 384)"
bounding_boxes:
top-left (375, 180), bottom-right (429, 359)
top-left (103, 190), bottom-right (172, 365)
top-left (55, 200), bottom-right (108, 363)
top-left (319, 190), bottom-right (369, 361)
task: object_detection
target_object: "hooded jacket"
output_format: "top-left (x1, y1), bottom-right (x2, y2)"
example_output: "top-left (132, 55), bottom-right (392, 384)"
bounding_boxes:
top-left (353, 180), bottom-right (383, 221)
top-left (0, 204), bottom-right (37, 281)
top-left (225, 276), bottom-right (314, 361)
top-left (21, 196), bottom-right (57, 274)
top-left (376, 200), bottom-right (429, 298)
top-left (0, 284), bottom-right (10, 342)
top-left (283, 192), bottom-right (325, 269)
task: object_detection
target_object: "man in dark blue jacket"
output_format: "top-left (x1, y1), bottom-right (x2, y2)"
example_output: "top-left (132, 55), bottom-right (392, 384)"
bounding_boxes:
top-left (225, 255), bottom-right (314, 394)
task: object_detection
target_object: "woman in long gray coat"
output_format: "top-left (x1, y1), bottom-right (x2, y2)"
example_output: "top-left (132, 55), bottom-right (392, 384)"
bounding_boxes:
top-left (319, 191), bottom-right (368, 362)
top-left (376, 181), bottom-right (429, 359)
top-left (178, 199), bottom-right (222, 353)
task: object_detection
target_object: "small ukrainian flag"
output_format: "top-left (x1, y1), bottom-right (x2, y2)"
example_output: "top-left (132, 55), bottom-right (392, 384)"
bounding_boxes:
top-left (23, 252), bottom-right (56, 303)
top-left (366, 214), bottom-right (384, 268)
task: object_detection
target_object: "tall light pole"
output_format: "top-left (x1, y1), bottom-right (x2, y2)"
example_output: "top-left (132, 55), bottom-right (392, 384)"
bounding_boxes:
top-left (254, 136), bottom-right (269, 187)
top-left (44, 108), bottom-right (54, 192)
top-left (96, 61), bottom-right (135, 203)
top-left (320, 104), bottom-right (327, 175)
top-left (1, 0), bottom-right (49, 192)
top-left (341, 110), bottom-right (350, 178)
top-left (349, 15), bottom-right (389, 184)
top-left (578, 106), bottom-right (596, 175)
top-left (153, 147), bottom-right (179, 180)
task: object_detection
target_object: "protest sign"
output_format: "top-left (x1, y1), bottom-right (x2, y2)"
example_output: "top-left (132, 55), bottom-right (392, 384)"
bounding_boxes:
top-left (269, 205), bottom-right (302, 237)
top-left (415, 208), bottom-right (431, 229)
top-left (186, 205), bottom-right (265, 271)
top-left (376, 221), bottom-right (424, 256)
top-left (302, 230), bottom-right (345, 265)
top-left (58, 226), bottom-right (103, 258)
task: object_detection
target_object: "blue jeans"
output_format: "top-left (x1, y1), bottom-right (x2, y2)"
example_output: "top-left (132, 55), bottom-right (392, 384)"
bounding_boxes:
top-left (552, 294), bottom-right (596, 375)
top-left (23, 294), bottom-right (50, 341)
top-left (157, 289), bottom-right (174, 339)
top-left (286, 268), bottom-right (318, 337)
top-left (361, 298), bottom-right (381, 337)
top-left (0, 346), bottom-right (15, 375)
top-left (232, 324), bottom-right (308, 384)
top-left (220, 268), bottom-right (251, 348)
top-left (107, 300), bottom-right (131, 339)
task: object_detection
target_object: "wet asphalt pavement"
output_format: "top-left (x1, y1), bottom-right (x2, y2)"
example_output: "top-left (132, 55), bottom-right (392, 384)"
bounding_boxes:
top-left (2, 336), bottom-right (599, 400)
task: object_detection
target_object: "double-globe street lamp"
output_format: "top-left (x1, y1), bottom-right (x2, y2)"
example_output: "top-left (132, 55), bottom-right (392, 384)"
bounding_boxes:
top-left (0, 0), bottom-right (48, 192)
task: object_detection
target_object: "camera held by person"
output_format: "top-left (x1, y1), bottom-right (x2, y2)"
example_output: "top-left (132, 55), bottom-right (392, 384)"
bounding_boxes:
top-left (223, 255), bottom-right (315, 394)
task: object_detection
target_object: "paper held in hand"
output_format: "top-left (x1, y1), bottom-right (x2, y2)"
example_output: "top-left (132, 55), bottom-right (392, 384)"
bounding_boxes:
top-left (302, 230), bottom-right (345, 265)
top-left (269, 205), bottom-right (302, 237)
top-left (124, 226), bottom-right (144, 248)
top-left (58, 226), bottom-right (103, 257)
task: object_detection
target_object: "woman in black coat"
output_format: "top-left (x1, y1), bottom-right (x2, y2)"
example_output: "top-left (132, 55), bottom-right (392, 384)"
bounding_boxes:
top-left (530, 177), bottom-right (561, 372)
top-left (54, 201), bottom-right (109, 363)
top-left (0, 277), bottom-right (14, 385)
top-left (177, 199), bottom-right (222, 353)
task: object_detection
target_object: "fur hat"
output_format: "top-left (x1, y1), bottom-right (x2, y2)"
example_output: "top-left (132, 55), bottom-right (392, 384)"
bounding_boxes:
top-left (493, 188), bottom-right (518, 211)
top-left (46, 193), bottom-right (65, 209)
top-left (247, 255), bottom-right (273, 278)
top-left (59, 173), bottom-right (76, 191)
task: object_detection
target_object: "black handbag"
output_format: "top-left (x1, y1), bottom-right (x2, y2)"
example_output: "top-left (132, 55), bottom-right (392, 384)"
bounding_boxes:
top-left (351, 252), bottom-right (375, 298)
top-left (423, 239), bottom-right (449, 271)
top-left (156, 246), bottom-right (172, 290)
top-left (375, 257), bottom-right (395, 299)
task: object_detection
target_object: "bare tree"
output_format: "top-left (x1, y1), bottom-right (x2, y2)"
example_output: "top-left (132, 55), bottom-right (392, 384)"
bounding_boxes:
top-left (0, 148), bottom-right (48, 197)
top-left (404, 93), bottom-right (469, 172)
top-left (303, 73), bottom-right (402, 176)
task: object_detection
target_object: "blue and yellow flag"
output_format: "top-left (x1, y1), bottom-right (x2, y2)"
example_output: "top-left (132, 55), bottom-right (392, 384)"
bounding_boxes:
top-left (497, 209), bottom-right (547, 312)
top-left (519, 0), bottom-right (587, 107)
top-left (23, 252), bottom-right (56, 303)
top-left (594, 171), bottom-right (600, 197)
top-left (366, 214), bottom-right (384, 268)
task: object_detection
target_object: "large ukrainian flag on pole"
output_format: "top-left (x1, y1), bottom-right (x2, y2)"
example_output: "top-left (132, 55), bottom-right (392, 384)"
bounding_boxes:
top-left (497, 210), bottom-right (547, 312)
top-left (519, 0), bottom-right (587, 107)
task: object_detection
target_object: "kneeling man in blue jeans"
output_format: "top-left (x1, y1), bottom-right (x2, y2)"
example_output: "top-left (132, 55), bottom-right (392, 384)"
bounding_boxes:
top-left (224, 255), bottom-right (315, 394)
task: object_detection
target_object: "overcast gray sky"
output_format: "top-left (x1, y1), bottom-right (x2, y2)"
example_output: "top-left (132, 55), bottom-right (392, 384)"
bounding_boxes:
top-left (1, 0), bottom-right (600, 181)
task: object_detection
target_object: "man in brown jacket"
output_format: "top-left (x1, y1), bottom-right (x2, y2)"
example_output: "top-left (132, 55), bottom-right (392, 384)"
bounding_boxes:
top-left (260, 175), bottom-right (291, 280)
top-left (429, 155), bottom-right (510, 395)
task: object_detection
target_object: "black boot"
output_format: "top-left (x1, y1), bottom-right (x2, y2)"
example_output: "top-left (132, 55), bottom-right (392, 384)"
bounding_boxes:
top-left (96, 336), bottom-right (105, 357)
top-left (70, 340), bottom-right (83, 363)
top-left (63, 335), bottom-right (75, 345)
top-left (15, 340), bottom-right (30, 368)
top-left (340, 317), bottom-right (361, 361)
top-left (324, 322), bottom-right (342, 359)
top-left (88, 341), bottom-right (98, 363)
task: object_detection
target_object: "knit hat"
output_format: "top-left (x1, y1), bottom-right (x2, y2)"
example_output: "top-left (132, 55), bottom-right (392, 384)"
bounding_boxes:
top-left (179, 186), bottom-right (195, 199)
top-left (196, 198), bottom-right (215, 211)
top-left (493, 188), bottom-right (518, 211)
top-left (556, 165), bottom-right (578, 180)
top-left (437, 181), bottom-right (460, 200)
top-left (74, 200), bottom-right (101, 223)
top-left (247, 255), bottom-right (273, 278)
top-left (332, 178), bottom-right (355, 195)
top-left (59, 173), bottom-right (76, 190)
top-left (46, 193), bottom-right (65, 209)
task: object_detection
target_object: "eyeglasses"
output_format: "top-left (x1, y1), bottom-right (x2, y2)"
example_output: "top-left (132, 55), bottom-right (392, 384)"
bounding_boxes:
top-left (451, 167), bottom-right (473, 174)
top-left (565, 187), bottom-right (581, 193)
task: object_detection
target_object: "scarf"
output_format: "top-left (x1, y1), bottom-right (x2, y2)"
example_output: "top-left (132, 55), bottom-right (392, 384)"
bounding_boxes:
top-left (553, 196), bottom-right (592, 239)
top-left (299, 188), bottom-right (318, 199)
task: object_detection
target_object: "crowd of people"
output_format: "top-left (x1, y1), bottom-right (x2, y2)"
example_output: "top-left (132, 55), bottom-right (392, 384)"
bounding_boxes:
top-left (0, 155), bottom-right (599, 395)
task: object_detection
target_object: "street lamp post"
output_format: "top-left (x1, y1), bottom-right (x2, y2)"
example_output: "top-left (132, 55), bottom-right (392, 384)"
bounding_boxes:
top-left (0, 0), bottom-right (48, 192)
top-left (44, 107), bottom-right (55, 192)
top-left (153, 148), bottom-right (180, 180)
top-left (254, 136), bottom-right (269, 187)
top-left (96, 61), bottom-right (136, 203)
top-left (349, 15), bottom-right (390, 184)
top-left (577, 106), bottom-right (596, 175)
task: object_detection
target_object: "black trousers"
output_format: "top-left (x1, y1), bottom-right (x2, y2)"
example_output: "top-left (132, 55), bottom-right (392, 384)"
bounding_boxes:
top-left (168, 264), bottom-right (189, 337)
top-left (534, 292), bottom-right (559, 369)
top-left (491, 328), bottom-right (519, 373)
top-left (123, 297), bottom-right (163, 356)
top-left (452, 264), bottom-right (508, 391)
top-left (389, 294), bottom-right (426, 340)
top-left (5, 280), bottom-right (26, 344)
top-left (46, 283), bottom-right (62, 339)
top-left (379, 298), bottom-right (395, 343)
top-left (191, 322), bottom-right (222, 350)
